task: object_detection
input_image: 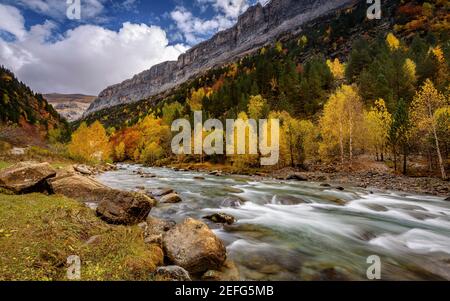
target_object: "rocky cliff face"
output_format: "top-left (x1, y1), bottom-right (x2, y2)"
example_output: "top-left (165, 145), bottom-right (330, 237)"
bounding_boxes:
top-left (86, 0), bottom-right (355, 115)
top-left (45, 93), bottom-right (96, 122)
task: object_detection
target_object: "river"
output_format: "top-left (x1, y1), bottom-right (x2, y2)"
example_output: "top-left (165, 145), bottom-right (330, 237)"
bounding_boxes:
top-left (97, 164), bottom-right (450, 280)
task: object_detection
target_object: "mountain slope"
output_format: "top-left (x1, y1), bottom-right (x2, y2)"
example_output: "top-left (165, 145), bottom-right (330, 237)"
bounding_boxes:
top-left (78, 0), bottom-right (403, 129)
top-left (45, 93), bottom-right (96, 122)
top-left (0, 66), bottom-right (69, 145)
top-left (85, 0), bottom-right (355, 115)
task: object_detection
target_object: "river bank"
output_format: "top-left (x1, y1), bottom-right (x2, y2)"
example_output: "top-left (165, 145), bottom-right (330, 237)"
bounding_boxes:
top-left (166, 162), bottom-right (449, 198)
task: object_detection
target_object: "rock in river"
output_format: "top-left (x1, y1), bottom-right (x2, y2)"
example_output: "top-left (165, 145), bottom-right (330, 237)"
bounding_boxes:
top-left (286, 173), bottom-right (308, 181)
top-left (96, 190), bottom-right (156, 225)
top-left (148, 187), bottom-right (174, 198)
top-left (160, 193), bottom-right (182, 204)
top-left (203, 213), bottom-right (235, 225)
top-left (151, 266), bottom-right (191, 281)
top-left (163, 218), bottom-right (227, 274)
top-left (0, 161), bottom-right (56, 194)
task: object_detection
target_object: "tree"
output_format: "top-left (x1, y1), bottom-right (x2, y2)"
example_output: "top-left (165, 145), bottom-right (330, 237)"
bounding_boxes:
top-left (389, 99), bottom-right (411, 174)
top-left (68, 121), bottom-right (111, 163)
top-left (230, 111), bottom-right (258, 169)
top-left (162, 101), bottom-right (183, 125)
top-left (319, 85), bottom-right (364, 165)
top-left (140, 142), bottom-right (164, 165)
top-left (364, 99), bottom-right (392, 161)
top-left (114, 141), bottom-right (126, 162)
top-left (386, 33), bottom-right (400, 51)
top-left (409, 80), bottom-right (448, 179)
top-left (247, 95), bottom-right (268, 120)
top-left (326, 58), bottom-right (345, 81)
top-left (187, 88), bottom-right (206, 111)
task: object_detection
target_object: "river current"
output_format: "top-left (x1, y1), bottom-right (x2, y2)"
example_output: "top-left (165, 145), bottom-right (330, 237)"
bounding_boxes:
top-left (97, 164), bottom-right (450, 280)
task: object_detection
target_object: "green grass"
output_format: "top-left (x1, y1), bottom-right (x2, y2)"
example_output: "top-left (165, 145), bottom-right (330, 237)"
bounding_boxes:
top-left (0, 193), bottom-right (163, 281)
top-left (0, 161), bottom-right (12, 170)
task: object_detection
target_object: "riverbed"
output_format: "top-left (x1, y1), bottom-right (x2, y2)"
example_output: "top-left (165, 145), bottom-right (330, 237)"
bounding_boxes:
top-left (97, 164), bottom-right (450, 280)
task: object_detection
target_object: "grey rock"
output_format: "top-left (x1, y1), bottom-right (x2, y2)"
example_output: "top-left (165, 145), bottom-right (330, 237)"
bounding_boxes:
top-left (160, 193), bottom-right (182, 204)
top-left (0, 161), bottom-right (56, 194)
top-left (151, 266), bottom-right (191, 281)
top-left (84, 0), bottom-right (354, 115)
top-left (163, 218), bottom-right (227, 274)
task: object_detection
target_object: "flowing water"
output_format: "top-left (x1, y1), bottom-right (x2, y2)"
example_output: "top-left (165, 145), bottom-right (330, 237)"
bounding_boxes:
top-left (97, 164), bottom-right (450, 280)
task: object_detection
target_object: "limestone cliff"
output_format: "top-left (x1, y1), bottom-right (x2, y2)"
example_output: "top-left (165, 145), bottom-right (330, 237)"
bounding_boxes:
top-left (85, 0), bottom-right (355, 115)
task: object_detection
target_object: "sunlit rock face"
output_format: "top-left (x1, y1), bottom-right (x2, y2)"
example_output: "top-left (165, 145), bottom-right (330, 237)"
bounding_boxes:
top-left (85, 0), bottom-right (354, 115)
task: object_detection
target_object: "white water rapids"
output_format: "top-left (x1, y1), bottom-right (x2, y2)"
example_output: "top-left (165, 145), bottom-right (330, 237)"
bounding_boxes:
top-left (97, 164), bottom-right (450, 280)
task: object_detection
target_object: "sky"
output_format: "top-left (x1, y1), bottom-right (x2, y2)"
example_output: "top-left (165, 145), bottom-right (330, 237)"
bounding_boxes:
top-left (0, 0), bottom-right (269, 95)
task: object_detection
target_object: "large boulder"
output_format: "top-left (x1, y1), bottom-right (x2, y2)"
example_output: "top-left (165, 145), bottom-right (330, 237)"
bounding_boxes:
top-left (163, 218), bottom-right (227, 274)
top-left (96, 190), bottom-right (156, 225)
top-left (48, 173), bottom-right (110, 203)
top-left (0, 161), bottom-right (56, 193)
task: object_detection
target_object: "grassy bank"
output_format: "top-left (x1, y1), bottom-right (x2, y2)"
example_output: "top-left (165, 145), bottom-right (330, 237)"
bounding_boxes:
top-left (0, 193), bottom-right (163, 281)
top-left (0, 161), bottom-right (12, 170)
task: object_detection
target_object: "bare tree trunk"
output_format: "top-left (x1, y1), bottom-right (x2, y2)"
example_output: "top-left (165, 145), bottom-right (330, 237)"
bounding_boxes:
top-left (403, 144), bottom-right (408, 175)
top-left (429, 104), bottom-right (447, 180)
top-left (432, 123), bottom-right (447, 180)
top-left (339, 122), bottom-right (344, 165)
top-left (393, 145), bottom-right (397, 172)
top-left (349, 122), bottom-right (353, 167)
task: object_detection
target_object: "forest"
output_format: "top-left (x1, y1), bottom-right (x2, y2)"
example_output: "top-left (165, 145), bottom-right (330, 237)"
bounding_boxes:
top-left (64, 0), bottom-right (449, 179)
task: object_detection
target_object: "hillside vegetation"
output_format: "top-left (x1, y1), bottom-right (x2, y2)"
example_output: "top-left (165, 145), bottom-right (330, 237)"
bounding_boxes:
top-left (72, 0), bottom-right (449, 178)
top-left (0, 66), bottom-right (70, 146)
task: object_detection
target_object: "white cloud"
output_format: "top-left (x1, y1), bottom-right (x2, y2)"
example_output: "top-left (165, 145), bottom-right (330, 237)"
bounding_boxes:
top-left (0, 4), bottom-right (26, 39)
top-left (171, 0), bottom-right (269, 45)
top-left (0, 4), bottom-right (188, 95)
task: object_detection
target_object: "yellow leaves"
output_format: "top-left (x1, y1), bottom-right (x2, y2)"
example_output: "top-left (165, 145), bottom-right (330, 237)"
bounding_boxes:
top-left (0, 229), bottom-right (17, 238)
top-left (248, 95), bottom-right (267, 120)
top-left (68, 121), bottom-right (111, 163)
top-left (364, 99), bottom-right (392, 154)
top-left (114, 141), bottom-right (126, 162)
top-left (298, 35), bottom-right (308, 49)
top-left (430, 46), bottom-right (445, 63)
top-left (386, 33), bottom-right (400, 50)
top-left (403, 58), bottom-right (417, 83)
top-left (410, 79), bottom-right (448, 131)
top-left (326, 58), bottom-right (345, 81)
top-left (275, 41), bottom-right (283, 53)
top-left (187, 87), bottom-right (206, 111)
top-left (227, 63), bottom-right (239, 78)
top-left (319, 85), bottom-right (364, 162)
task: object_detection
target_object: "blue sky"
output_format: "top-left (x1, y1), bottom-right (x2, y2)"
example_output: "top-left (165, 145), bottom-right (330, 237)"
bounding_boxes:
top-left (0, 0), bottom-right (268, 95)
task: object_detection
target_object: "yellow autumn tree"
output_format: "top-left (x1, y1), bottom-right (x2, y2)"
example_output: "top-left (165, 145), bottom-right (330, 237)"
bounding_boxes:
top-left (364, 99), bottom-right (392, 161)
top-left (326, 58), bottom-right (345, 81)
top-left (247, 95), bottom-right (268, 120)
top-left (135, 114), bottom-right (171, 164)
top-left (269, 111), bottom-right (318, 167)
top-left (386, 33), bottom-right (400, 51)
top-left (68, 121), bottom-right (111, 163)
top-left (230, 111), bottom-right (259, 169)
top-left (114, 141), bottom-right (126, 162)
top-left (409, 79), bottom-right (449, 179)
top-left (187, 88), bottom-right (206, 111)
top-left (319, 85), bottom-right (364, 165)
